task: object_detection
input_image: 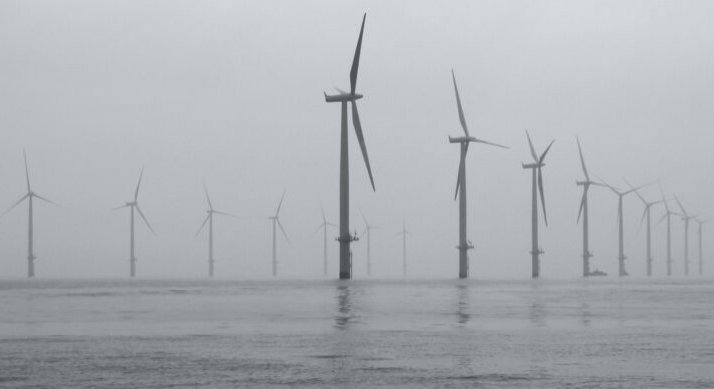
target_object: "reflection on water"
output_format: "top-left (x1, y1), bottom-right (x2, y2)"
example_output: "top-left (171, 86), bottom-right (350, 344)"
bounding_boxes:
top-left (528, 283), bottom-right (546, 327)
top-left (580, 302), bottom-right (592, 327)
top-left (456, 283), bottom-right (470, 325)
top-left (334, 283), bottom-right (352, 330)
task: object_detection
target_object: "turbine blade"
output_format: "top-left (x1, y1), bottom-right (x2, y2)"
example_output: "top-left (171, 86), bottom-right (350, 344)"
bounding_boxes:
top-left (657, 212), bottom-right (668, 225)
top-left (334, 87), bottom-right (348, 95)
top-left (312, 223), bottom-right (323, 235)
top-left (639, 207), bottom-right (647, 227)
top-left (112, 204), bottom-right (129, 211)
top-left (624, 178), bottom-right (646, 204)
top-left (539, 139), bottom-right (555, 164)
top-left (349, 13), bottom-right (366, 95)
top-left (451, 70), bottom-right (469, 136)
top-left (352, 102), bottom-right (375, 191)
top-left (538, 167), bottom-right (547, 226)
top-left (592, 173), bottom-right (618, 194)
top-left (275, 190), bottom-right (286, 217)
top-left (134, 167), bottom-right (144, 202)
top-left (359, 208), bottom-right (368, 226)
top-left (321, 205), bottom-right (327, 223)
top-left (33, 193), bottom-right (57, 206)
top-left (526, 131), bottom-right (538, 162)
top-left (1, 193), bottom-right (30, 218)
top-left (195, 215), bottom-right (210, 237)
top-left (277, 219), bottom-right (290, 243)
top-left (135, 204), bottom-right (155, 235)
top-left (577, 190), bottom-right (586, 224)
top-left (213, 210), bottom-right (240, 219)
top-left (473, 138), bottom-right (509, 149)
top-left (203, 181), bottom-right (213, 211)
top-left (23, 150), bottom-right (31, 192)
top-left (454, 149), bottom-right (466, 200)
top-left (623, 181), bottom-right (652, 196)
top-left (674, 196), bottom-right (687, 216)
top-left (576, 137), bottom-right (590, 181)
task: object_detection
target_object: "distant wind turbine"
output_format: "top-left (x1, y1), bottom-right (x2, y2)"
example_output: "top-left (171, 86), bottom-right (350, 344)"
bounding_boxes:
top-left (449, 70), bottom-right (508, 279)
top-left (626, 179), bottom-right (664, 277)
top-left (360, 209), bottom-right (379, 276)
top-left (521, 131), bottom-right (554, 279)
top-left (396, 217), bottom-right (410, 277)
top-left (599, 176), bottom-right (649, 277)
top-left (657, 184), bottom-right (680, 276)
top-left (195, 183), bottom-right (240, 277)
top-left (575, 138), bottom-right (605, 277)
top-left (114, 168), bottom-right (154, 277)
top-left (1, 151), bottom-right (57, 278)
top-left (268, 191), bottom-right (289, 277)
top-left (675, 196), bottom-right (696, 276)
top-left (313, 206), bottom-right (336, 276)
top-left (324, 13), bottom-right (375, 280)
top-left (695, 217), bottom-right (712, 276)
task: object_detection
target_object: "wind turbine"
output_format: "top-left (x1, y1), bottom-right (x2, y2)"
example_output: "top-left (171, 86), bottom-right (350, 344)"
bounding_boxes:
top-left (360, 209), bottom-right (379, 276)
top-left (324, 13), bottom-right (375, 280)
top-left (449, 70), bottom-right (508, 279)
top-left (626, 179), bottom-right (664, 277)
top-left (521, 131), bottom-right (554, 279)
top-left (599, 177), bottom-right (648, 277)
top-left (195, 183), bottom-right (239, 278)
top-left (1, 151), bottom-right (57, 277)
top-left (575, 138), bottom-right (605, 277)
top-left (313, 206), bottom-right (336, 276)
top-left (396, 217), bottom-right (410, 277)
top-left (675, 196), bottom-right (696, 276)
top-left (657, 185), bottom-right (680, 276)
top-left (114, 168), bottom-right (154, 277)
top-left (268, 191), bottom-right (289, 277)
top-left (695, 217), bottom-right (712, 276)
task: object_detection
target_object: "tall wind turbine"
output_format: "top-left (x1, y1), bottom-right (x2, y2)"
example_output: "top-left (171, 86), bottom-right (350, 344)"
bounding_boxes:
top-left (575, 138), bottom-right (604, 277)
top-left (114, 168), bottom-right (154, 277)
top-left (626, 179), bottom-right (663, 277)
top-left (675, 196), bottom-right (696, 276)
top-left (599, 177), bottom-right (648, 277)
top-left (195, 183), bottom-right (239, 278)
top-left (1, 151), bottom-right (56, 278)
top-left (360, 209), bottom-right (378, 276)
top-left (324, 14), bottom-right (375, 280)
top-left (313, 206), bottom-right (336, 276)
top-left (268, 191), bottom-right (289, 277)
top-left (449, 70), bottom-right (508, 279)
top-left (695, 217), bottom-right (711, 276)
top-left (521, 131), bottom-right (554, 279)
top-left (658, 185), bottom-right (679, 276)
top-left (396, 217), bottom-right (410, 277)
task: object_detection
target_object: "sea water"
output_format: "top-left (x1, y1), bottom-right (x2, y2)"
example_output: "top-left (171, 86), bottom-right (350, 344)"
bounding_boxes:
top-left (1, 278), bottom-right (712, 388)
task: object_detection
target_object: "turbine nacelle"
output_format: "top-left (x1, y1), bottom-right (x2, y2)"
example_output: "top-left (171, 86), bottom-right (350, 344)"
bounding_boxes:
top-left (448, 135), bottom-right (478, 144)
top-left (522, 162), bottom-right (545, 169)
top-left (324, 92), bottom-right (363, 102)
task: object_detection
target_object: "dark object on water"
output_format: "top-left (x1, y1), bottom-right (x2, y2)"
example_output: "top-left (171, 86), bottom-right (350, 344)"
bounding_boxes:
top-left (589, 269), bottom-right (607, 277)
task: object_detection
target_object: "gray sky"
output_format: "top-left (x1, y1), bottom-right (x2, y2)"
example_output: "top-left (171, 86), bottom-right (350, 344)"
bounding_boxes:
top-left (1, 0), bottom-right (713, 279)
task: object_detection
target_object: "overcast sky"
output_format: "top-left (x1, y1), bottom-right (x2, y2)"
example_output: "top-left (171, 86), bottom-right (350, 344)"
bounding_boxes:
top-left (0, 0), bottom-right (712, 279)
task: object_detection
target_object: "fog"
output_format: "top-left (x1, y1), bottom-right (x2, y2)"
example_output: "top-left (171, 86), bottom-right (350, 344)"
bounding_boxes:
top-left (0, 0), bottom-right (712, 279)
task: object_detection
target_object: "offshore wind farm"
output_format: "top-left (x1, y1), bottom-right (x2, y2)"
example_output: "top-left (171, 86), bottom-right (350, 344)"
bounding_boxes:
top-left (1, 2), bottom-right (714, 388)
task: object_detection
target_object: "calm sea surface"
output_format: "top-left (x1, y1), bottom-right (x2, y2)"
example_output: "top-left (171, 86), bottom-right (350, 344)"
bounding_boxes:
top-left (0, 278), bottom-right (713, 388)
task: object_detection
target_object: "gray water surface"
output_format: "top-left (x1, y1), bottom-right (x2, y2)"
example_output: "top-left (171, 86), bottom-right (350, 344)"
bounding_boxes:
top-left (1, 278), bottom-right (712, 388)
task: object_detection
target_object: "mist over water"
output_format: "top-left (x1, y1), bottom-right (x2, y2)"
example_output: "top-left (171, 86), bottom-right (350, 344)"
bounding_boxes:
top-left (1, 277), bottom-right (713, 388)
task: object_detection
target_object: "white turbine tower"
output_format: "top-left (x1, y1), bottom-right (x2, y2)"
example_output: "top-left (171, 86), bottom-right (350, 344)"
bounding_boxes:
top-left (195, 183), bottom-right (240, 277)
top-left (675, 196), bottom-right (696, 276)
top-left (626, 179), bottom-right (664, 277)
top-left (598, 176), bottom-right (648, 277)
top-left (313, 206), bottom-right (336, 276)
top-left (695, 217), bottom-right (712, 276)
top-left (575, 138), bottom-right (606, 277)
top-left (449, 70), bottom-right (508, 279)
top-left (324, 14), bottom-right (375, 280)
top-left (657, 185), bottom-right (680, 277)
top-left (521, 131), bottom-right (554, 279)
top-left (1, 151), bottom-right (57, 278)
top-left (360, 209), bottom-right (379, 277)
top-left (396, 217), bottom-right (410, 277)
top-left (268, 191), bottom-right (289, 277)
top-left (114, 168), bottom-right (154, 277)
